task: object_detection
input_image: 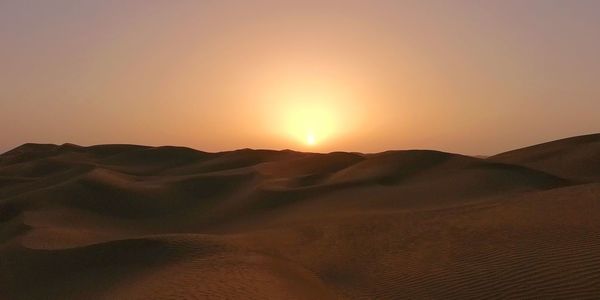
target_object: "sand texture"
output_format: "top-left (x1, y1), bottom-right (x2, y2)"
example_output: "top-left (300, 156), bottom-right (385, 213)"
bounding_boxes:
top-left (1, 134), bottom-right (600, 299)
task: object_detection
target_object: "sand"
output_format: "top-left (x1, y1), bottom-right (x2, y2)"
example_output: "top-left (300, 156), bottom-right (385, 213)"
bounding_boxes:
top-left (1, 133), bottom-right (599, 299)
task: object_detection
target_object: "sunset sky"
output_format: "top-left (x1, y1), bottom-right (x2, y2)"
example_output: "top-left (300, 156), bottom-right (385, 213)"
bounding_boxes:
top-left (1, 0), bottom-right (599, 155)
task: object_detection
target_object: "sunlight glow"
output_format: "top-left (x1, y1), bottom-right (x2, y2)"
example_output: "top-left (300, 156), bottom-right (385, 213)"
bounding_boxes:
top-left (280, 99), bottom-right (339, 148)
top-left (307, 132), bottom-right (316, 145)
top-left (244, 60), bottom-right (370, 150)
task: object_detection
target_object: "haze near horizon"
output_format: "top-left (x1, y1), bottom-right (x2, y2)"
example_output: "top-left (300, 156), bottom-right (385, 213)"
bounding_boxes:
top-left (1, 0), bottom-right (599, 154)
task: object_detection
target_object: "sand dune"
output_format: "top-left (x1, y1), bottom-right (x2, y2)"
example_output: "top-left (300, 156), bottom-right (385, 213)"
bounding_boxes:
top-left (1, 134), bottom-right (600, 299)
top-left (490, 133), bottom-right (600, 182)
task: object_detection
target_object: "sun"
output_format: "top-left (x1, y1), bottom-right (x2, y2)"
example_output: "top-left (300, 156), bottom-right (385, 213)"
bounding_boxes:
top-left (250, 63), bottom-right (365, 149)
top-left (306, 132), bottom-right (316, 145)
top-left (283, 104), bottom-right (335, 148)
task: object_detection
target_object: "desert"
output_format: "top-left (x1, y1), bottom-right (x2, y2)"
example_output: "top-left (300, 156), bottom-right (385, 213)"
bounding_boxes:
top-left (1, 134), bottom-right (599, 299)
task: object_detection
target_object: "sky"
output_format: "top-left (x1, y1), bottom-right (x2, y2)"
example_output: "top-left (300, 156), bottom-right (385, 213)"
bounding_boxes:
top-left (1, 0), bottom-right (599, 155)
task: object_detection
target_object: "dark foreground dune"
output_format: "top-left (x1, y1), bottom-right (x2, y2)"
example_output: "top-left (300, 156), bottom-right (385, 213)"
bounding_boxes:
top-left (1, 133), bottom-right (600, 299)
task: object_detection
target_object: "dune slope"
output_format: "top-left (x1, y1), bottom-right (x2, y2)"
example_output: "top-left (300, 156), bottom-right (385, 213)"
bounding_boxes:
top-left (1, 134), bottom-right (599, 299)
top-left (490, 133), bottom-right (600, 182)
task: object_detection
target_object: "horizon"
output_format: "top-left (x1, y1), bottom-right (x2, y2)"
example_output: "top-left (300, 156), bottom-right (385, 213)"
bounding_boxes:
top-left (2, 1), bottom-right (600, 155)
top-left (3, 132), bottom-right (599, 157)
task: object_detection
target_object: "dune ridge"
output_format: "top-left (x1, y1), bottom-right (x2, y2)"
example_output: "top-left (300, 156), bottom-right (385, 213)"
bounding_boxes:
top-left (1, 134), bottom-right (600, 299)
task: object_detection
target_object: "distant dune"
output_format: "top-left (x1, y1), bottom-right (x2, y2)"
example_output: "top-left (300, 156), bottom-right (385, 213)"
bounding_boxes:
top-left (490, 133), bottom-right (600, 182)
top-left (1, 134), bottom-right (600, 299)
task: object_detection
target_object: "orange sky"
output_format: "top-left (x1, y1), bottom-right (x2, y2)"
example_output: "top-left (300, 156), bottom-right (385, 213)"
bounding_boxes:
top-left (1, 1), bottom-right (599, 155)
